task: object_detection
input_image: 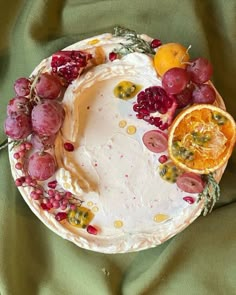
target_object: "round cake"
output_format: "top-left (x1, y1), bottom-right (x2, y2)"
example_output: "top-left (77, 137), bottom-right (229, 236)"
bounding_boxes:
top-left (5, 27), bottom-right (236, 253)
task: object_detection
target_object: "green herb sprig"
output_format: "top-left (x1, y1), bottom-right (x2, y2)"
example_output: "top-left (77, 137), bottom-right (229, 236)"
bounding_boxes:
top-left (198, 173), bottom-right (220, 216)
top-left (113, 26), bottom-right (155, 56)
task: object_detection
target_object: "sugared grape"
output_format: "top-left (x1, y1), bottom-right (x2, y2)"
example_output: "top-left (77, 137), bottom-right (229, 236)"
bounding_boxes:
top-left (14, 77), bottom-right (31, 96)
top-left (192, 84), bottom-right (216, 104)
top-left (31, 100), bottom-right (64, 136)
top-left (186, 57), bottom-right (213, 84)
top-left (27, 151), bottom-right (56, 181)
top-left (162, 68), bottom-right (190, 95)
top-left (35, 72), bottom-right (62, 100)
top-left (7, 96), bottom-right (31, 116)
top-left (30, 133), bottom-right (56, 150)
top-left (174, 85), bottom-right (193, 108)
top-left (4, 113), bottom-right (32, 140)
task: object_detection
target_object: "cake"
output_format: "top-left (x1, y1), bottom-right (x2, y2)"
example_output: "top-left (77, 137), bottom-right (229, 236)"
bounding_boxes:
top-left (5, 27), bottom-right (236, 253)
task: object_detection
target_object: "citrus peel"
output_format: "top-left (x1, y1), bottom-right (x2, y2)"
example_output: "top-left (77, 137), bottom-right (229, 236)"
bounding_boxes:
top-left (168, 104), bottom-right (236, 174)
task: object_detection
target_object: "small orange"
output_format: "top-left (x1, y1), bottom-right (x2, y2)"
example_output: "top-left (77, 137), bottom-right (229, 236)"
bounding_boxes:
top-left (168, 104), bottom-right (236, 174)
top-left (154, 43), bottom-right (190, 77)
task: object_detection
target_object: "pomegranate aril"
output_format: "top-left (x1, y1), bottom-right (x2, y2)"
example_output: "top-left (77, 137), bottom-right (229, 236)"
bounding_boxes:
top-left (109, 52), bottom-right (118, 61)
top-left (183, 196), bottom-right (195, 204)
top-left (48, 180), bottom-right (57, 189)
top-left (151, 39), bottom-right (162, 48)
top-left (158, 155), bottom-right (168, 163)
top-left (41, 203), bottom-right (50, 210)
top-left (87, 225), bottom-right (98, 235)
top-left (55, 212), bottom-right (68, 221)
top-left (64, 142), bottom-right (74, 152)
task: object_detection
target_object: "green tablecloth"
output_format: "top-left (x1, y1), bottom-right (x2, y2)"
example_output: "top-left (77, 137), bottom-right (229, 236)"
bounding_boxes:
top-left (0, 1), bottom-right (236, 294)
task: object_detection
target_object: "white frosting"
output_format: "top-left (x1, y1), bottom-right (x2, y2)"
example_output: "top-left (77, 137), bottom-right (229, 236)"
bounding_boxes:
top-left (9, 33), bottom-right (208, 253)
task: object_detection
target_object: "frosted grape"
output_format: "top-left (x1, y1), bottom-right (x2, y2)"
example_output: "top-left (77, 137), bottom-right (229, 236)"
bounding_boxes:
top-left (27, 152), bottom-right (56, 181)
top-left (31, 100), bottom-right (64, 136)
top-left (35, 72), bottom-right (62, 100)
top-left (4, 113), bottom-right (32, 140)
top-left (7, 96), bottom-right (31, 116)
top-left (14, 77), bottom-right (31, 96)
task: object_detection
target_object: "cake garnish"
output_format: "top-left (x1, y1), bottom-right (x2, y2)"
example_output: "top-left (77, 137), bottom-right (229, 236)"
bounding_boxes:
top-left (113, 26), bottom-right (157, 56)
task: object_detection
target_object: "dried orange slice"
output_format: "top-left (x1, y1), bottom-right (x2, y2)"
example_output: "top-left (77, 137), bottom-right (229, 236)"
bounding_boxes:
top-left (168, 104), bottom-right (236, 174)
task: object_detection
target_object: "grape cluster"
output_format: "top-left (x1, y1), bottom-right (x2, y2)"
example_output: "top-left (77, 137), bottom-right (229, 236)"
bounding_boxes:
top-left (161, 57), bottom-right (216, 108)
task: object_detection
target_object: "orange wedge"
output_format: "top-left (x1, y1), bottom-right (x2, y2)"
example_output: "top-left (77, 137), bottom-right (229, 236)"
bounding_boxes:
top-left (168, 104), bottom-right (236, 174)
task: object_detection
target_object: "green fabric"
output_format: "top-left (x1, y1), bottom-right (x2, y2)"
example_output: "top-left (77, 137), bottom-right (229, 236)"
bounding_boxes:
top-left (0, 0), bottom-right (236, 294)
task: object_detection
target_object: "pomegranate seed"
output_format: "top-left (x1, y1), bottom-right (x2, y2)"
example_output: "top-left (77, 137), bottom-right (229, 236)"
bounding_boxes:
top-left (183, 196), bottom-right (195, 204)
top-left (52, 200), bottom-right (60, 209)
top-left (87, 225), bottom-right (98, 235)
top-left (48, 180), bottom-right (57, 189)
top-left (55, 212), bottom-right (68, 221)
top-left (30, 191), bottom-right (40, 200)
top-left (158, 155), bottom-right (168, 163)
top-left (41, 203), bottom-right (50, 210)
top-left (64, 142), bottom-right (74, 152)
top-left (48, 189), bottom-right (55, 197)
top-left (65, 191), bottom-right (72, 199)
top-left (151, 39), bottom-right (162, 48)
top-left (109, 52), bottom-right (118, 61)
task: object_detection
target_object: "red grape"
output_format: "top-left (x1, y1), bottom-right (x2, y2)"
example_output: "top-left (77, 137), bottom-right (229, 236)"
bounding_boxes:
top-left (4, 113), bottom-right (32, 140)
top-left (35, 72), bottom-right (62, 100)
top-left (186, 57), bottom-right (213, 84)
top-left (27, 152), bottom-right (56, 181)
top-left (174, 86), bottom-right (193, 108)
top-left (7, 96), bottom-right (31, 116)
top-left (176, 172), bottom-right (205, 193)
top-left (142, 130), bottom-right (168, 153)
top-left (192, 84), bottom-right (216, 104)
top-left (14, 77), bottom-right (31, 96)
top-left (162, 68), bottom-right (190, 95)
top-left (31, 100), bottom-right (64, 136)
top-left (30, 133), bottom-right (56, 150)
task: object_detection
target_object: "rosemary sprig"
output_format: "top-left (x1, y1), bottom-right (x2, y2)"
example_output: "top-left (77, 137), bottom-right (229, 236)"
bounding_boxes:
top-left (113, 26), bottom-right (155, 56)
top-left (198, 173), bottom-right (220, 216)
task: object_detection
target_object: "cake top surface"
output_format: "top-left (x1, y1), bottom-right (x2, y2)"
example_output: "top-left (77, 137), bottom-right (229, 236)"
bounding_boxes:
top-left (4, 27), bottom-right (235, 253)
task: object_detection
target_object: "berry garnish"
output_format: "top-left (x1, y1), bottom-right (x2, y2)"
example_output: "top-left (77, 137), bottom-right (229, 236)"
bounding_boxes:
top-left (109, 52), bottom-right (118, 61)
top-left (51, 50), bottom-right (92, 84)
top-left (150, 39), bottom-right (162, 49)
top-left (35, 72), bottom-right (62, 100)
top-left (133, 86), bottom-right (177, 130)
top-left (64, 142), bottom-right (75, 152)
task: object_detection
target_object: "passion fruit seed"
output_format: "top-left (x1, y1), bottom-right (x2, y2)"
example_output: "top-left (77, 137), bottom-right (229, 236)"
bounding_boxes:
top-left (114, 81), bottom-right (140, 100)
top-left (159, 162), bottom-right (181, 183)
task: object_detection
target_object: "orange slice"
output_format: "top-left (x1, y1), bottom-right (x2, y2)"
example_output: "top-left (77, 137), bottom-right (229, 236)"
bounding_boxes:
top-left (168, 104), bottom-right (236, 174)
